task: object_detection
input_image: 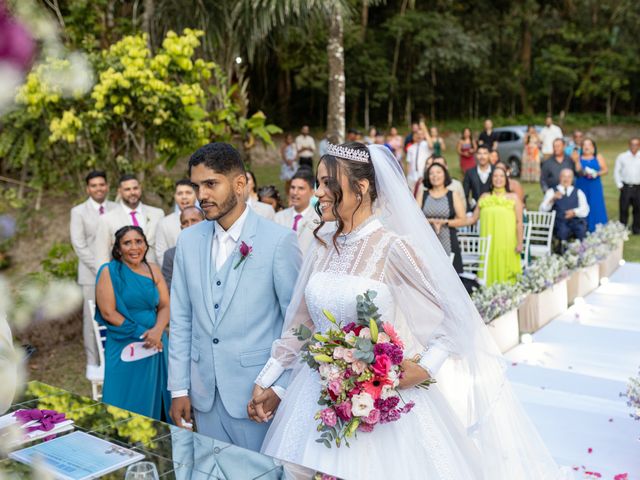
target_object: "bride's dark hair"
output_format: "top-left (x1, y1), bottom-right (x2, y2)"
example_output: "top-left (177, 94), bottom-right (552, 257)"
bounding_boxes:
top-left (314, 141), bottom-right (378, 250)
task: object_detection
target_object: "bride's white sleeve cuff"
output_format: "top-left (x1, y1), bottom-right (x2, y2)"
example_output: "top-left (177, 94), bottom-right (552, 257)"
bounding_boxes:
top-left (256, 357), bottom-right (285, 389)
top-left (417, 344), bottom-right (449, 377)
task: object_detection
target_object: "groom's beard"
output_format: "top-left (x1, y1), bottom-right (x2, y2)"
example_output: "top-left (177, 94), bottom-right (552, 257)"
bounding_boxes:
top-left (204, 191), bottom-right (238, 221)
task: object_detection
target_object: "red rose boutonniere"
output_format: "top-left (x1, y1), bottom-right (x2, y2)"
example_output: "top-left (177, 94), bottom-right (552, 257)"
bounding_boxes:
top-left (234, 241), bottom-right (253, 269)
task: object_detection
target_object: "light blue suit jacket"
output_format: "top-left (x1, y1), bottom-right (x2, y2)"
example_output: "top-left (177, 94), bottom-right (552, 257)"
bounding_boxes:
top-left (168, 208), bottom-right (301, 418)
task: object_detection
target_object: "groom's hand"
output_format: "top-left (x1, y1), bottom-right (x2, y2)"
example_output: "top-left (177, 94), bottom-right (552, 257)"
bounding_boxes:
top-left (170, 396), bottom-right (192, 428)
top-left (248, 385), bottom-right (281, 423)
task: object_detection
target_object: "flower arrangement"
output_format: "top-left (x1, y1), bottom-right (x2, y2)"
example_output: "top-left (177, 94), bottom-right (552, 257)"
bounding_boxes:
top-left (592, 221), bottom-right (629, 249)
top-left (471, 282), bottom-right (526, 324)
top-left (294, 290), bottom-right (434, 448)
top-left (621, 368), bottom-right (640, 422)
top-left (519, 254), bottom-right (569, 294)
top-left (564, 222), bottom-right (628, 271)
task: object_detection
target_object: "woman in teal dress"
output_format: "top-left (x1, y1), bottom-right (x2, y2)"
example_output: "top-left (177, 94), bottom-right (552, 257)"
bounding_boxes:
top-left (470, 165), bottom-right (524, 285)
top-left (95, 226), bottom-right (171, 421)
top-left (575, 138), bottom-right (608, 232)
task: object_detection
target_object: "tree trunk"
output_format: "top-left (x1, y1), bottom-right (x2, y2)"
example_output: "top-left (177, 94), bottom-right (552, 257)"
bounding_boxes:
top-left (327, 4), bottom-right (345, 144)
top-left (142, 0), bottom-right (154, 50)
top-left (519, 4), bottom-right (533, 115)
top-left (361, 0), bottom-right (369, 43)
top-left (387, 0), bottom-right (410, 127)
top-left (563, 87), bottom-right (574, 116)
top-left (430, 68), bottom-right (437, 121)
top-left (606, 91), bottom-right (612, 125)
top-left (364, 88), bottom-right (370, 130)
top-left (547, 85), bottom-right (553, 115)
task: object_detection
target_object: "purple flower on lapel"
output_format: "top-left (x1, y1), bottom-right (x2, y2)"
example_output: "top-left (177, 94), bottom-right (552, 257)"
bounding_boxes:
top-left (234, 241), bottom-right (253, 269)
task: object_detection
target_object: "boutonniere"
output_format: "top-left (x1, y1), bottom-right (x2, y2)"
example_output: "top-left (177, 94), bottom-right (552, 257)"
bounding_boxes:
top-left (234, 241), bottom-right (253, 269)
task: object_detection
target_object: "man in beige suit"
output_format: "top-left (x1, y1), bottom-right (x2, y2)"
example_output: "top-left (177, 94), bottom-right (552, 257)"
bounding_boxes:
top-left (155, 179), bottom-right (197, 267)
top-left (70, 171), bottom-right (118, 380)
top-left (94, 174), bottom-right (165, 270)
top-left (274, 167), bottom-right (319, 256)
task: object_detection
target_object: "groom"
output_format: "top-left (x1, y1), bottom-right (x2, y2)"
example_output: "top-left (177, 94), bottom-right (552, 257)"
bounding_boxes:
top-left (168, 142), bottom-right (301, 451)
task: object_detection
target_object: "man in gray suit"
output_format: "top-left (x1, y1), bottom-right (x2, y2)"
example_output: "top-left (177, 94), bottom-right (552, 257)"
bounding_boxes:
top-left (162, 205), bottom-right (205, 290)
top-left (168, 142), bottom-right (301, 452)
top-left (94, 174), bottom-right (165, 269)
top-left (69, 170), bottom-right (117, 380)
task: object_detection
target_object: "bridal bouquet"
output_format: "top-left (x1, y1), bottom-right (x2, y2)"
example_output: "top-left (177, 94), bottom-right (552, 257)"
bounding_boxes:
top-left (295, 290), bottom-right (433, 448)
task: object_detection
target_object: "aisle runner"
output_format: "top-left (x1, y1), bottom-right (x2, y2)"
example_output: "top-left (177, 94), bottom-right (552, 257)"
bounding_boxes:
top-left (506, 262), bottom-right (640, 479)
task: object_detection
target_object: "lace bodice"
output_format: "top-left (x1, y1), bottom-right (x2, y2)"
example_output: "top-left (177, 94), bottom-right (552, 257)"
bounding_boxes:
top-left (304, 217), bottom-right (397, 333)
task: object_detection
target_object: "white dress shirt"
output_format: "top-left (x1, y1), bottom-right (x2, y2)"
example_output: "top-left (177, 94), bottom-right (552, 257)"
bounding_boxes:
top-left (172, 206), bottom-right (285, 400)
top-left (88, 197), bottom-right (107, 213)
top-left (614, 150), bottom-right (640, 188)
top-left (539, 185), bottom-right (590, 218)
top-left (539, 124), bottom-right (564, 155)
top-left (295, 134), bottom-right (316, 159)
top-left (122, 203), bottom-right (146, 229)
top-left (477, 165), bottom-right (491, 184)
top-left (406, 140), bottom-right (431, 184)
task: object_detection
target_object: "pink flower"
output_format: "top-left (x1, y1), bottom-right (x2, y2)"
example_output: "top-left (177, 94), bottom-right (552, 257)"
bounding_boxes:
top-left (342, 349), bottom-right (356, 363)
top-left (332, 346), bottom-right (346, 359)
top-left (382, 322), bottom-right (404, 348)
top-left (320, 408), bottom-right (337, 427)
top-left (362, 408), bottom-right (381, 425)
top-left (377, 332), bottom-right (391, 343)
top-left (358, 327), bottom-right (371, 339)
top-left (358, 422), bottom-right (375, 432)
top-left (371, 354), bottom-right (392, 376)
top-left (335, 402), bottom-right (352, 421)
top-left (234, 241), bottom-right (253, 269)
top-left (328, 380), bottom-right (342, 396)
top-left (351, 360), bottom-right (367, 374)
top-left (362, 376), bottom-right (393, 400)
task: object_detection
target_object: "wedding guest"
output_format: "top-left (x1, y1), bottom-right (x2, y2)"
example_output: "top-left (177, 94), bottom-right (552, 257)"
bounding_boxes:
top-left (245, 171), bottom-right (276, 220)
top-left (539, 115), bottom-right (563, 157)
top-left (318, 132), bottom-right (330, 158)
top-left (540, 138), bottom-right (576, 192)
top-left (614, 137), bottom-right (640, 234)
top-left (70, 170), bottom-right (117, 381)
top-left (575, 138), bottom-right (608, 232)
top-left (364, 126), bottom-right (377, 145)
top-left (155, 179), bottom-right (197, 267)
top-left (279, 133), bottom-right (298, 194)
top-left (94, 174), bottom-right (164, 270)
top-left (295, 125), bottom-right (315, 170)
top-left (274, 168), bottom-right (318, 256)
top-left (539, 169), bottom-right (589, 247)
top-left (463, 145), bottom-right (493, 210)
top-left (457, 127), bottom-right (477, 173)
top-left (521, 124), bottom-right (541, 182)
top-left (387, 126), bottom-right (404, 160)
top-left (406, 129), bottom-right (431, 194)
top-left (95, 226), bottom-right (171, 420)
top-left (494, 159), bottom-right (525, 205)
top-left (478, 118), bottom-right (498, 151)
top-left (257, 185), bottom-right (285, 213)
top-left (424, 155), bottom-right (466, 210)
top-left (346, 128), bottom-right (359, 142)
top-left (404, 121), bottom-right (420, 149)
top-left (162, 206), bottom-right (205, 290)
top-left (470, 165), bottom-right (524, 285)
top-left (565, 130), bottom-right (584, 158)
top-left (416, 163), bottom-right (466, 272)
top-left (428, 126), bottom-right (446, 157)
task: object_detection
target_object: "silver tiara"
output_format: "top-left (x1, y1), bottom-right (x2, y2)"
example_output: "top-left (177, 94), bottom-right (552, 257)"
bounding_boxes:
top-left (326, 143), bottom-right (370, 163)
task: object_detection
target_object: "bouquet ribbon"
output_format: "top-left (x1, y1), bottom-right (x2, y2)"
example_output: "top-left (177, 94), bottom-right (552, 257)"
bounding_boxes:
top-left (13, 409), bottom-right (67, 432)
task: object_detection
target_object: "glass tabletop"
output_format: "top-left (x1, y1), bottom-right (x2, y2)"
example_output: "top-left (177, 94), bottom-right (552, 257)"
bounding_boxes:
top-left (1, 382), bottom-right (329, 480)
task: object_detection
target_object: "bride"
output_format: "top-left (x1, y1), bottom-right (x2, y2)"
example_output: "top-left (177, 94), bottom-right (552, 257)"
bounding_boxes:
top-left (251, 142), bottom-right (569, 479)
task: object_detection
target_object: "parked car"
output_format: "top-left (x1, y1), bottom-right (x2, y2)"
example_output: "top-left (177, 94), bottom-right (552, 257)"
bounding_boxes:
top-left (493, 125), bottom-right (542, 178)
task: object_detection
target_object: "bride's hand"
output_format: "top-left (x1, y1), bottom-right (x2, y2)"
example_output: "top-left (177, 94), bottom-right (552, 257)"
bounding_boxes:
top-left (398, 360), bottom-right (431, 389)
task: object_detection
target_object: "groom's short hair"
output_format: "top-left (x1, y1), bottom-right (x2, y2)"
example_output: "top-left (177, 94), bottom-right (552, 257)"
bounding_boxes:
top-left (189, 142), bottom-right (245, 177)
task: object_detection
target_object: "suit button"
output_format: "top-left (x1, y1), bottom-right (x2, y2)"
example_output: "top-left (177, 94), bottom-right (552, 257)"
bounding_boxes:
top-left (213, 338), bottom-right (219, 344)
top-left (214, 303), bottom-right (219, 309)
top-left (216, 280), bottom-right (221, 286)
top-left (213, 447), bottom-right (221, 454)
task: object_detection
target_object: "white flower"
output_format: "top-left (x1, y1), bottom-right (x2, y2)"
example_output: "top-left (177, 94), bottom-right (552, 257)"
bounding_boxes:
top-left (350, 392), bottom-right (375, 417)
top-left (380, 385), bottom-right (397, 400)
top-left (344, 332), bottom-right (357, 346)
top-left (319, 363), bottom-right (341, 383)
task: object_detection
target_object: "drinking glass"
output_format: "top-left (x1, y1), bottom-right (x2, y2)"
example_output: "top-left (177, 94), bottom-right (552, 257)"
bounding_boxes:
top-left (125, 461), bottom-right (159, 480)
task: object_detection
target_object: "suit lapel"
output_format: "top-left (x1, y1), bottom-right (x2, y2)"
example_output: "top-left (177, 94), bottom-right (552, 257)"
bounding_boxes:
top-left (217, 209), bottom-right (258, 324)
top-left (200, 223), bottom-right (216, 325)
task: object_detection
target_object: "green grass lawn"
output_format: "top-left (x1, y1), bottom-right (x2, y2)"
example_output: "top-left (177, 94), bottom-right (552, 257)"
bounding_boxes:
top-left (252, 138), bottom-right (639, 262)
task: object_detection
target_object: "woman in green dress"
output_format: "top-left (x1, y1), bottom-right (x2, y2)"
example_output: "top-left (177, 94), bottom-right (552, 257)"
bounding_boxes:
top-left (469, 165), bottom-right (524, 285)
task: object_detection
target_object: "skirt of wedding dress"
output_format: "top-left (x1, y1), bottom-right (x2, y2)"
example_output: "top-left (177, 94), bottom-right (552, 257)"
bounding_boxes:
top-left (262, 364), bottom-right (483, 480)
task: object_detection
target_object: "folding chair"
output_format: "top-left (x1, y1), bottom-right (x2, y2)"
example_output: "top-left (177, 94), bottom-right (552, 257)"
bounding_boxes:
top-left (523, 211), bottom-right (556, 266)
top-left (88, 300), bottom-right (106, 401)
top-left (459, 235), bottom-right (492, 286)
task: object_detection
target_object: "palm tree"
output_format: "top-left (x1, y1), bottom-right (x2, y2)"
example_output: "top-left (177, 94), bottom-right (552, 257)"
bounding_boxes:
top-left (152, 0), bottom-right (351, 142)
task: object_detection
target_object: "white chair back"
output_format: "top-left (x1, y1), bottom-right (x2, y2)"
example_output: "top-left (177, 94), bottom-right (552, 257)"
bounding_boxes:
top-left (524, 211), bottom-right (556, 265)
top-left (459, 235), bottom-right (491, 285)
top-left (88, 300), bottom-right (106, 401)
top-left (457, 221), bottom-right (479, 237)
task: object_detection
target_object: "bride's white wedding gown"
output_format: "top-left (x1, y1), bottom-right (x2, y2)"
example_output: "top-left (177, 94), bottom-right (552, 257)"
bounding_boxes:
top-left (259, 218), bottom-right (568, 479)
